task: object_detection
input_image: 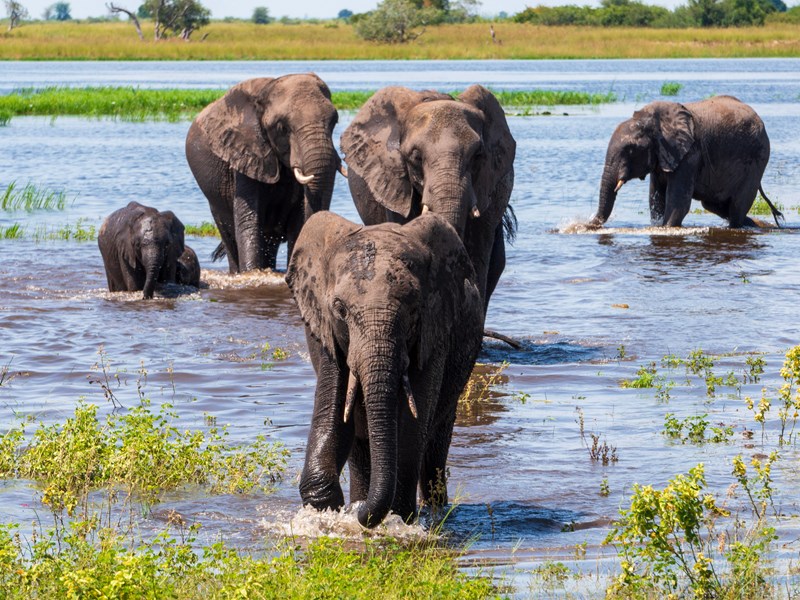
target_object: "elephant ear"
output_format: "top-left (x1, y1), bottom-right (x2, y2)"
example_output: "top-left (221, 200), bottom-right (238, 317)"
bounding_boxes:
top-left (161, 210), bottom-right (186, 255)
top-left (341, 87), bottom-right (450, 218)
top-left (458, 85), bottom-right (516, 213)
top-left (195, 78), bottom-right (280, 184)
top-left (655, 102), bottom-right (695, 173)
top-left (404, 214), bottom-right (483, 368)
top-left (286, 211), bottom-right (361, 357)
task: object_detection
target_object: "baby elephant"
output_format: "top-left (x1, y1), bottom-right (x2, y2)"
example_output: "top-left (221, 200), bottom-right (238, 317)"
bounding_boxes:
top-left (286, 211), bottom-right (484, 528)
top-left (592, 95), bottom-right (782, 228)
top-left (99, 201), bottom-right (197, 299)
top-left (177, 246), bottom-right (201, 288)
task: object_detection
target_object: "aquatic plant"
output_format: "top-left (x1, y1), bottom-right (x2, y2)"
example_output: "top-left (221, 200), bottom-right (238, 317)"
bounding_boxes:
top-left (749, 194), bottom-right (785, 216)
top-left (458, 361), bottom-right (509, 409)
top-left (31, 219), bottom-right (98, 242)
top-left (620, 361), bottom-right (658, 388)
top-left (0, 223), bottom-right (24, 239)
top-left (0, 525), bottom-right (495, 599)
top-left (662, 413), bottom-right (733, 444)
top-left (660, 81), bottom-right (683, 95)
top-left (0, 181), bottom-right (69, 211)
top-left (605, 463), bottom-right (776, 599)
top-left (184, 221), bottom-right (220, 237)
top-left (588, 433), bottom-right (618, 465)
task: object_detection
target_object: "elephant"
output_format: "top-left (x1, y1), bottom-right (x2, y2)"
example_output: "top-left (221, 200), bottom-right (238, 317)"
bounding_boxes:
top-left (176, 246), bottom-right (201, 288)
top-left (339, 84), bottom-right (516, 310)
top-left (591, 96), bottom-right (783, 229)
top-left (98, 201), bottom-right (187, 299)
top-left (286, 211), bottom-right (484, 528)
top-left (185, 73), bottom-right (345, 274)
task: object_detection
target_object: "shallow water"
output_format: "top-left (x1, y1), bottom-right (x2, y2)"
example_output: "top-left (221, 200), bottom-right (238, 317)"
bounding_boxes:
top-left (2, 59), bottom-right (800, 594)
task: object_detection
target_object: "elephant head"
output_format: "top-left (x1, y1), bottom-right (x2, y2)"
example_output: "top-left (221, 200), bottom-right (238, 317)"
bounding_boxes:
top-left (286, 211), bottom-right (483, 527)
top-left (593, 101), bottom-right (695, 226)
top-left (194, 73), bottom-right (343, 220)
top-left (176, 245), bottom-right (201, 288)
top-left (341, 84), bottom-right (516, 240)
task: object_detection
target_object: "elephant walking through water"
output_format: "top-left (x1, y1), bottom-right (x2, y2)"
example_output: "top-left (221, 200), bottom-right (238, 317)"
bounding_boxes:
top-left (286, 211), bottom-right (484, 528)
top-left (591, 95), bottom-right (783, 228)
top-left (340, 84), bottom-right (516, 311)
top-left (185, 73), bottom-right (346, 273)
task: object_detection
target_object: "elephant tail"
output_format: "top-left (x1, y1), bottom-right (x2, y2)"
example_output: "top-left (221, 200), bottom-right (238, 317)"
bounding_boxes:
top-left (502, 204), bottom-right (518, 244)
top-left (759, 186), bottom-right (784, 228)
top-left (211, 242), bottom-right (227, 262)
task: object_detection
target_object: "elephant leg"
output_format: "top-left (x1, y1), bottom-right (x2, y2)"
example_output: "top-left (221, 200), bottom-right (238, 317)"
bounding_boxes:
top-left (299, 334), bottom-right (354, 511)
top-left (484, 224), bottom-right (505, 311)
top-left (393, 411), bottom-right (423, 523)
top-left (649, 177), bottom-right (666, 225)
top-left (661, 158), bottom-right (698, 227)
top-left (727, 185), bottom-right (761, 228)
top-left (233, 174), bottom-right (272, 271)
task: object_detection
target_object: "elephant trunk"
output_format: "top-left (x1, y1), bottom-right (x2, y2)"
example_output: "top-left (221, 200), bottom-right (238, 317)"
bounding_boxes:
top-left (422, 169), bottom-right (473, 238)
top-left (593, 161), bottom-right (621, 227)
top-left (141, 244), bottom-right (165, 300)
top-left (294, 130), bottom-right (339, 221)
top-left (352, 334), bottom-right (404, 528)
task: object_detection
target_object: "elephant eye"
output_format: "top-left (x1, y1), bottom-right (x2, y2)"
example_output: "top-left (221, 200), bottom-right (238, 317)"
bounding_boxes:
top-left (332, 298), bottom-right (348, 321)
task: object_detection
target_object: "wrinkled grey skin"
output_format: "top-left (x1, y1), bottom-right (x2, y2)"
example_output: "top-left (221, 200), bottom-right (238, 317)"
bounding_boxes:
top-left (340, 85), bottom-right (516, 310)
top-left (591, 96), bottom-right (782, 228)
top-left (98, 201), bottom-right (186, 299)
top-left (286, 211), bottom-right (484, 528)
top-left (185, 73), bottom-right (343, 273)
top-left (176, 246), bottom-right (201, 288)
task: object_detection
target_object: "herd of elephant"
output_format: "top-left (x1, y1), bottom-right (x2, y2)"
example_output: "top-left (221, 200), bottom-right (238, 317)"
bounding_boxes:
top-left (97, 72), bottom-right (782, 528)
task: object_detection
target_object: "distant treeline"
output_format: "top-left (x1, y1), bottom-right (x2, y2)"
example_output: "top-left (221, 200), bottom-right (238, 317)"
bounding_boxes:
top-left (513, 0), bottom-right (797, 27)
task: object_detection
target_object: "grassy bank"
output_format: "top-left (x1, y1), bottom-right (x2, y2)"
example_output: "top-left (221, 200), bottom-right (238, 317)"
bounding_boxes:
top-left (0, 87), bottom-right (617, 122)
top-left (1, 21), bottom-right (799, 60)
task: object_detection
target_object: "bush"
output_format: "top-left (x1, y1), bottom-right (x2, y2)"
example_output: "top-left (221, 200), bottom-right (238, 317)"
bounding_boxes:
top-left (353, 0), bottom-right (442, 43)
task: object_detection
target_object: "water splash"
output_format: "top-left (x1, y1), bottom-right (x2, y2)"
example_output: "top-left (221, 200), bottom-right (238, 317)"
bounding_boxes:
top-left (556, 219), bottom-right (713, 236)
top-left (201, 268), bottom-right (286, 289)
top-left (263, 503), bottom-right (431, 543)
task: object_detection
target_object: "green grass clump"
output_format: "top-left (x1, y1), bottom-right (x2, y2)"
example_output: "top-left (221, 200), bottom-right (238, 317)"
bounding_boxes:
top-left (660, 82), bottom-right (683, 95)
top-left (184, 221), bottom-right (221, 237)
top-left (1, 181), bottom-right (69, 211)
top-left (494, 89), bottom-right (616, 108)
top-left (0, 528), bottom-right (495, 600)
top-left (0, 87), bottom-right (616, 123)
top-left (0, 223), bottom-right (24, 239)
top-left (31, 219), bottom-right (98, 242)
top-left (0, 401), bottom-right (288, 515)
top-left (749, 195), bottom-right (785, 216)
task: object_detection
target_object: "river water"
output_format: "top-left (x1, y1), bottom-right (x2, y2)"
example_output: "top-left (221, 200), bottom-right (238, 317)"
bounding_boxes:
top-left (2, 59), bottom-right (800, 594)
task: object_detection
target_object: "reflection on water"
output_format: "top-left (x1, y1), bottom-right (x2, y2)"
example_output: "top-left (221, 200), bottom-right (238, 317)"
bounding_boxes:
top-left (3, 59), bottom-right (800, 595)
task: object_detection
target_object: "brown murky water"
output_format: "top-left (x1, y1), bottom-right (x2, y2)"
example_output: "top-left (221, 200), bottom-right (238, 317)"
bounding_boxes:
top-left (2, 60), bottom-right (800, 595)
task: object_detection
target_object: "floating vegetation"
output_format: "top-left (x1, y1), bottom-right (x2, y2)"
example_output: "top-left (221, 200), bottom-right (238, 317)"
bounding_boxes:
top-left (0, 87), bottom-right (617, 124)
top-left (0, 223), bottom-right (24, 239)
top-left (184, 221), bottom-right (221, 237)
top-left (662, 412), bottom-right (733, 444)
top-left (660, 81), bottom-right (683, 96)
top-left (1, 181), bottom-right (70, 211)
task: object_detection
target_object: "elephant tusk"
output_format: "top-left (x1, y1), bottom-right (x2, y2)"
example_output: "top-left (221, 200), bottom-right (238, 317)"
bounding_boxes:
top-left (338, 164), bottom-right (348, 178)
top-left (402, 375), bottom-right (418, 419)
top-left (294, 167), bottom-right (315, 185)
top-left (344, 371), bottom-right (358, 423)
top-left (614, 179), bottom-right (625, 193)
top-left (421, 204), bottom-right (430, 214)
top-left (471, 206), bottom-right (481, 219)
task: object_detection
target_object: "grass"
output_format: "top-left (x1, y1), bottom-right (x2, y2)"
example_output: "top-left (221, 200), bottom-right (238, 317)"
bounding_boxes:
top-left (0, 87), bottom-right (616, 124)
top-left (749, 194), bottom-right (785, 216)
top-left (185, 221), bottom-right (221, 237)
top-left (1, 181), bottom-right (69, 211)
top-left (660, 81), bottom-right (683, 95)
top-left (0, 220), bottom-right (99, 241)
top-left (2, 21), bottom-right (800, 60)
top-left (0, 223), bottom-right (24, 239)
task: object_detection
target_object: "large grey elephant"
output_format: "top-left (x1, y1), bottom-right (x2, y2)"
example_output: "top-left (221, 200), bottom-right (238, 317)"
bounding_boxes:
top-left (185, 73), bottom-right (345, 273)
top-left (286, 211), bottom-right (484, 528)
top-left (98, 201), bottom-right (193, 299)
top-left (591, 95), bottom-right (783, 228)
top-left (340, 85), bottom-right (516, 309)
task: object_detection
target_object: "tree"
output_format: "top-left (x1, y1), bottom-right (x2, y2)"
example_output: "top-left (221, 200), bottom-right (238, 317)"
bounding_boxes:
top-left (353, 0), bottom-right (441, 42)
top-left (44, 2), bottom-right (71, 20)
top-left (107, 2), bottom-right (144, 39)
top-left (4, 0), bottom-right (28, 31)
top-left (687, 0), bottom-right (726, 25)
top-left (337, 8), bottom-right (353, 19)
top-left (112, 0), bottom-right (210, 40)
top-left (252, 6), bottom-right (271, 23)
